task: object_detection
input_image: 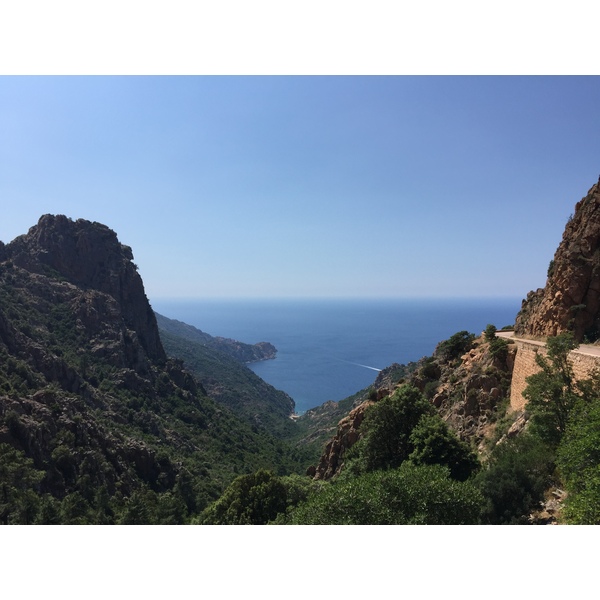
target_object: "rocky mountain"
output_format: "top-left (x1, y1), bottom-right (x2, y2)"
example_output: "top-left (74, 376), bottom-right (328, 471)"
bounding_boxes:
top-left (3, 214), bottom-right (165, 364)
top-left (515, 179), bottom-right (600, 342)
top-left (0, 215), bottom-right (304, 524)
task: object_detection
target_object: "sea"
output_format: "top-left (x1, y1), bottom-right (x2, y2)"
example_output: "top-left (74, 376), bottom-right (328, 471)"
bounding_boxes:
top-left (152, 297), bottom-right (522, 414)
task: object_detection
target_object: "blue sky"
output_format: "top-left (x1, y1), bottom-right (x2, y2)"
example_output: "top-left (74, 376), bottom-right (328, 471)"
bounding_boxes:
top-left (2, 76), bottom-right (600, 300)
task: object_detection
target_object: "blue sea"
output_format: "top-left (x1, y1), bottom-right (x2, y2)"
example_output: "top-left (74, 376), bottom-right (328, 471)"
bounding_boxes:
top-left (152, 298), bottom-right (521, 413)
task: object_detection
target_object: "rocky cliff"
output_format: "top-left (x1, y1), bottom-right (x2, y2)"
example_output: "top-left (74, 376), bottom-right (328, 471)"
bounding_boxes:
top-left (515, 179), bottom-right (600, 342)
top-left (6, 214), bottom-right (165, 365)
top-left (0, 215), bottom-right (303, 523)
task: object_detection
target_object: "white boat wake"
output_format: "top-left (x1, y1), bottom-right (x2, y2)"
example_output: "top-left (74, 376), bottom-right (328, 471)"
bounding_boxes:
top-left (336, 358), bottom-right (382, 372)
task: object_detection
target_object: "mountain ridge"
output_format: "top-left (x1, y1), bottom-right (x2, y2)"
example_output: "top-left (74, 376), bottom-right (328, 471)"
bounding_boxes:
top-left (0, 214), bottom-right (305, 523)
top-left (155, 312), bottom-right (277, 363)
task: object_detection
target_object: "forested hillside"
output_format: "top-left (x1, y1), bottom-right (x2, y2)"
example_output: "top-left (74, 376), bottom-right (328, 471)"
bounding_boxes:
top-left (156, 313), bottom-right (297, 438)
top-left (0, 215), bottom-right (306, 523)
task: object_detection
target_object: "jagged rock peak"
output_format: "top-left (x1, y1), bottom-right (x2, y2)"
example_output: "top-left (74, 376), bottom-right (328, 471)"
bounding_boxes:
top-left (515, 179), bottom-right (600, 341)
top-left (5, 214), bottom-right (166, 362)
top-left (7, 215), bottom-right (134, 285)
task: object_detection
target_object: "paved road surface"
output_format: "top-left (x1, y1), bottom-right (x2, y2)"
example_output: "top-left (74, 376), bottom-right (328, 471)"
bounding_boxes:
top-left (496, 330), bottom-right (600, 357)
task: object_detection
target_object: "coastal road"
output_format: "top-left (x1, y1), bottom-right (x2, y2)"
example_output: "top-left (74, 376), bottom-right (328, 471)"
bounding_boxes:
top-left (496, 330), bottom-right (600, 357)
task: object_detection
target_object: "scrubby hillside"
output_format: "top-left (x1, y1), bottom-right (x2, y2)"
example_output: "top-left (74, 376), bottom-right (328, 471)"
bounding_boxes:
top-left (309, 328), bottom-right (515, 481)
top-left (155, 313), bottom-right (277, 363)
top-left (0, 215), bottom-right (303, 524)
top-left (156, 314), bottom-right (297, 437)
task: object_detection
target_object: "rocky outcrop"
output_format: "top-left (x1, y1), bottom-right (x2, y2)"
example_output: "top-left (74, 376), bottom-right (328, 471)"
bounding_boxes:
top-left (312, 399), bottom-right (374, 480)
top-left (423, 338), bottom-right (515, 447)
top-left (0, 389), bottom-right (174, 497)
top-left (7, 215), bottom-right (165, 363)
top-left (311, 334), bottom-right (515, 479)
top-left (515, 180), bottom-right (600, 342)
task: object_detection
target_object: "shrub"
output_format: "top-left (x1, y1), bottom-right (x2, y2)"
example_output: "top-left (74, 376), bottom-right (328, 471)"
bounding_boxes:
top-left (408, 414), bottom-right (480, 481)
top-left (435, 331), bottom-right (475, 363)
top-left (523, 332), bottom-right (579, 445)
top-left (556, 395), bottom-right (600, 523)
top-left (489, 337), bottom-right (509, 363)
top-left (197, 469), bottom-right (289, 525)
top-left (287, 463), bottom-right (484, 525)
top-left (475, 434), bottom-right (554, 524)
top-left (484, 324), bottom-right (497, 342)
top-left (351, 385), bottom-right (434, 473)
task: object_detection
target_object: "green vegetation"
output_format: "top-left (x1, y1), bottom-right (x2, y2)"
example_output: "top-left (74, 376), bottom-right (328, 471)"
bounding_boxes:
top-left (555, 373), bottom-right (600, 524)
top-left (523, 332), bottom-right (579, 445)
top-left (344, 385), bottom-right (479, 481)
top-left (0, 259), bottom-right (310, 524)
top-left (198, 384), bottom-right (483, 525)
top-left (435, 330), bottom-right (476, 363)
top-left (5, 217), bottom-right (600, 525)
top-left (408, 413), bottom-right (480, 481)
top-left (348, 385), bottom-right (435, 473)
top-left (474, 434), bottom-right (554, 524)
top-left (285, 463), bottom-right (484, 525)
top-left (476, 331), bottom-right (600, 524)
top-left (484, 324), bottom-right (497, 341)
top-left (196, 470), bottom-right (317, 525)
top-left (0, 443), bottom-right (47, 524)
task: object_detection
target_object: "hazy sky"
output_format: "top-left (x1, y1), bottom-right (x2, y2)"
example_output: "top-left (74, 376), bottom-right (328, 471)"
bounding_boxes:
top-left (2, 76), bottom-right (600, 300)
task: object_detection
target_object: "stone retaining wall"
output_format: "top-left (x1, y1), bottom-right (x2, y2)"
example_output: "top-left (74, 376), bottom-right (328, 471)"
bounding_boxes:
top-left (509, 338), bottom-right (600, 411)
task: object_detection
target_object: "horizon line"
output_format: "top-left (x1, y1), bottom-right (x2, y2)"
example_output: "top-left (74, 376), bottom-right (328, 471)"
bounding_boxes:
top-left (150, 294), bottom-right (525, 302)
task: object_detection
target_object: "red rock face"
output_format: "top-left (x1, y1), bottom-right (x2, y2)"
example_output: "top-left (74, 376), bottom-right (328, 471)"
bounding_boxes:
top-left (312, 400), bottom-right (374, 480)
top-left (515, 180), bottom-right (600, 342)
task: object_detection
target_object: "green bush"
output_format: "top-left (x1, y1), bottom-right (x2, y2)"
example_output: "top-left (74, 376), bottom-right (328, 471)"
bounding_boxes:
top-left (408, 414), bottom-right (479, 481)
top-left (489, 337), bottom-right (509, 363)
top-left (350, 385), bottom-right (434, 473)
top-left (523, 332), bottom-right (579, 445)
top-left (556, 395), bottom-right (600, 523)
top-left (484, 324), bottom-right (497, 342)
top-left (198, 469), bottom-right (291, 525)
top-left (346, 384), bottom-right (479, 483)
top-left (287, 463), bottom-right (484, 525)
top-left (435, 331), bottom-right (476, 363)
top-left (474, 434), bottom-right (554, 524)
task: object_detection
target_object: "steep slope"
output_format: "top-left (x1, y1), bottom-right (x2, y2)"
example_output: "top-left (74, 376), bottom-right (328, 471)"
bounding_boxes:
top-left (515, 179), bottom-right (600, 342)
top-left (155, 313), bottom-right (276, 363)
top-left (156, 316), bottom-right (296, 436)
top-left (294, 362), bottom-right (414, 470)
top-left (5, 214), bottom-right (165, 363)
top-left (0, 215), bottom-right (302, 523)
top-left (310, 330), bottom-right (515, 480)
